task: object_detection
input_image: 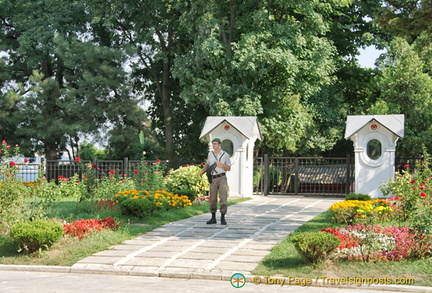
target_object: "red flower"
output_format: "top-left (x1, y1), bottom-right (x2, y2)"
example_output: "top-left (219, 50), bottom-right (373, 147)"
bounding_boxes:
top-left (1, 140), bottom-right (6, 145)
top-left (108, 171), bottom-right (115, 175)
top-left (24, 158), bottom-right (29, 163)
top-left (410, 180), bottom-right (416, 184)
top-left (92, 164), bottom-right (97, 169)
top-left (420, 193), bottom-right (427, 198)
top-left (156, 159), bottom-right (161, 162)
top-left (0, 150), bottom-right (2, 154)
top-left (74, 157), bottom-right (81, 163)
top-left (404, 164), bottom-right (410, 168)
top-left (133, 170), bottom-right (139, 174)
top-left (7, 145), bottom-right (11, 149)
top-left (9, 161), bottom-right (16, 166)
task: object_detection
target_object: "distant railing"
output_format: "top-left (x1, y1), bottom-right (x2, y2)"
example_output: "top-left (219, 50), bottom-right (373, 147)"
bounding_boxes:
top-left (1, 158), bottom-right (201, 183)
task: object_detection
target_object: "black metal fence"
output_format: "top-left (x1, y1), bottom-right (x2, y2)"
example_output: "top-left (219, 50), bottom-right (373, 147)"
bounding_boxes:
top-left (5, 156), bottom-right (425, 197)
top-left (253, 155), bottom-right (355, 197)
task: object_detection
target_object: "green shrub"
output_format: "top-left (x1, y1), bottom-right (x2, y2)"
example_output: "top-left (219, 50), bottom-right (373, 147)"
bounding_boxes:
top-left (173, 189), bottom-right (198, 202)
top-left (10, 219), bottom-right (64, 253)
top-left (164, 165), bottom-right (209, 197)
top-left (119, 197), bottom-right (155, 218)
top-left (345, 193), bottom-right (371, 201)
top-left (290, 231), bottom-right (340, 264)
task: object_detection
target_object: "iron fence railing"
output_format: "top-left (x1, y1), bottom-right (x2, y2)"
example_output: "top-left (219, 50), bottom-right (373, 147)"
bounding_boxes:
top-left (2, 156), bottom-right (425, 196)
top-left (254, 155), bottom-right (354, 196)
top-left (15, 158), bottom-right (201, 183)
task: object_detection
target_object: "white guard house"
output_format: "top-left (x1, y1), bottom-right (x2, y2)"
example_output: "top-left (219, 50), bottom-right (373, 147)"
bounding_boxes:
top-left (345, 114), bottom-right (405, 198)
top-left (199, 116), bottom-right (262, 197)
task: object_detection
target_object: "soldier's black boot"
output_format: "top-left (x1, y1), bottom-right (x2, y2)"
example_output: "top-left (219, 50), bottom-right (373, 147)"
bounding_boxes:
top-left (221, 214), bottom-right (227, 225)
top-left (207, 213), bottom-right (217, 224)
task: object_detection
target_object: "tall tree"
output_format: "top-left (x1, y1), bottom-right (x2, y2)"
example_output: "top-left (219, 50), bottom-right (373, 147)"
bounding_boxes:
top-left (0, 0), bottom-right (143, 159)
top-left (88, 0), bottom-right (191, 162)
top-left (371, 38), bottom-right (432, 156)
top-left (173, 0), bottom-right (351, 155)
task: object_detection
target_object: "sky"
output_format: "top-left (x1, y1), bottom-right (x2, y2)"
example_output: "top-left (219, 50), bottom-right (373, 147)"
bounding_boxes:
top-left (358, 46), bottom-right (385, 68)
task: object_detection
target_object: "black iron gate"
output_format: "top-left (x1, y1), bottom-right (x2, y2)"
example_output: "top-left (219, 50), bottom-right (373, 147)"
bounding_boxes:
top-left (253, 155), bottom-right (354, 196)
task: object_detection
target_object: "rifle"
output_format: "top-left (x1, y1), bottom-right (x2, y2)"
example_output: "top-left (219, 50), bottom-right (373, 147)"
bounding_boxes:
top-left (205, 151), bottom-right (225, 184)
top-left (205, 162), bottom-right (217, 184)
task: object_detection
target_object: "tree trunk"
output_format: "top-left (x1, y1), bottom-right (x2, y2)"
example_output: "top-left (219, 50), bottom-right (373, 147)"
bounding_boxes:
top-left (44, 141), bottom-right (58, 160)
top-left (161, 62), bottom-right (173, 162)
top-left (158, 28), bottom-right (175, 162)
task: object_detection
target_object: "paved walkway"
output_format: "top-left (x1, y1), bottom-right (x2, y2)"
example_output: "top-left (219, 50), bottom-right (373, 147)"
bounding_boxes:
top-left (1, 195), bottom-right (430, 292)
top-left (71, 195), bottom-right (337, 279)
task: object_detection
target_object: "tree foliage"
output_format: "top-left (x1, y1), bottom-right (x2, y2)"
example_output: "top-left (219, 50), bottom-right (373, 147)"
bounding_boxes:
top-left (0, 0), bottom-right (146, 159)
top-left (1, 0), bottom-right (431, 160)
top-left (372, 38), bottom-right (432, 156)
top-left (173, 0), bottom-right (355, 155)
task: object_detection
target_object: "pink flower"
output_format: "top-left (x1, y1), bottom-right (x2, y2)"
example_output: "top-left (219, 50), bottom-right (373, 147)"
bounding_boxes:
top-left (156, 159), bottom-right (161, 162)
top-left (74, 157), bottom-right (81, 163)
top-left (404, 164), bottom-right (410, 168)
top-left (1, 140), bottom-right (6, 145)
top-left (9, 161), bottom-right (16, 166)
top-left (420, 193), bottom-right (426, 198)
top-left (420, 185), bottom-right (425, 190)
top-left (7, 145), bottom-right (11, 149)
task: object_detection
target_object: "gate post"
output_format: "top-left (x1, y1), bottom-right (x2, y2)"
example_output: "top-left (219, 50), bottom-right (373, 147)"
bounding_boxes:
top-left (123, 157), bottom-right (129, 178)
top-left (345, 154), bottom-right (350, 194)
top-left (264, 154), bottom-right (269, 196)
top-left (294, 157), bottom-right (299, 194)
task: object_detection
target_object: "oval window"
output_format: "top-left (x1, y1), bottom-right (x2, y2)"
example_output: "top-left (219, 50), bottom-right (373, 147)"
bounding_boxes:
top-left (222, 139), bottom-right (234, 157)
top-left (367, 139), bottom-right (382, 160)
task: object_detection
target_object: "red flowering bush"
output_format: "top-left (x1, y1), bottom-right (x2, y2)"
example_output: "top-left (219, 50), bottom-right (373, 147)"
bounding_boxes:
top-left (63, 217), bottom-right (120, 239)
top-left (381, 150), bottom-right (432, 234)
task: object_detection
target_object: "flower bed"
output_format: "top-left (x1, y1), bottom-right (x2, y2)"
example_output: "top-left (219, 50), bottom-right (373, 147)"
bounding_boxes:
top-left (321, 224), bottom-right (432, 262)
top-left (113, 190), bottom-right (193, 217)
top-left (329, 199), bottom-right (394, 224)
top-left (62, 217), bottom-right (120, 239)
